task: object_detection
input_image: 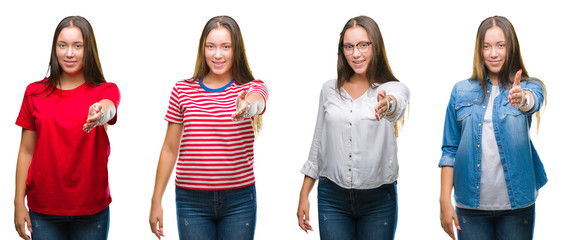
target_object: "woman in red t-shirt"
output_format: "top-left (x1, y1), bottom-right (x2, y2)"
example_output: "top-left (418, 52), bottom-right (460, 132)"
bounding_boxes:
top-left (149, 15), bottom-right (267, 240)
top-left (14, 16), bottom-right (120, 240)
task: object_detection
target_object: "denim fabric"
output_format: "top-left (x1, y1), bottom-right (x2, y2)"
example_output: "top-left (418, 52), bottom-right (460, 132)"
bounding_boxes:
top-left (440, 78), bottom-right (547, 209)
top-left (317, 177), bottom-right (397, 240)
top-left (175, 185), bottom-right (257, 240)
top-left (456, 204), bottom-right (535, 240)
top-left (29, 206), bottom-right (110, 240)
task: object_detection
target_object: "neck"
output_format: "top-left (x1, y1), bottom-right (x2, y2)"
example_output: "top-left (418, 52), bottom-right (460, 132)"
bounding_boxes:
top-left (488, 72), bottom-right (499, 86)
top-left (349, 73), bottom-right (368, 84)
top-left (203, 72), bottom-right (233, 87)
top-left (59, 72), bottom-right (86, 90)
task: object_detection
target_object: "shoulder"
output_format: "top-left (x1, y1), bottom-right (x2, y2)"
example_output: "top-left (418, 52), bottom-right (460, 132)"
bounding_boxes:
top-left (321, 79), bottom-right (337, 91)
top-left (97, 82), bottom-right (119, 89)
top-left (24, 79), bottom-right (49, 95)
top-left (521, 77), bottom-right (544, 89)
top-left (379, 81), bottom-right (408, 91)
top-left (453, 79), bottom-right (481, 92)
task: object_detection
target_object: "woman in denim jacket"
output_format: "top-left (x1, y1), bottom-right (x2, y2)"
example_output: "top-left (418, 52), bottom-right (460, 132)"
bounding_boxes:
top-left (439, 16), bottom-right (547, 240)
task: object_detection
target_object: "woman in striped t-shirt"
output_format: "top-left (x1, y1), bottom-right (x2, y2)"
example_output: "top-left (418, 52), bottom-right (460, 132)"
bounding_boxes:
top-left (149, 16), bottom-right (268, 240)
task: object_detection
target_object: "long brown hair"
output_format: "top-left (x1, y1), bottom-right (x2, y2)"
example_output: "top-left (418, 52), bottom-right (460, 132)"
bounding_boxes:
top-left (336, 15), bottom-right (398, 90)
top-left (337, 16), bottom-right (405, 137)
top-left (192, 15), bottom-right (263, 133)
top-left (471, 16), bottom-right (546, 129)
top-left (42, 16), bottom-right (105, 95)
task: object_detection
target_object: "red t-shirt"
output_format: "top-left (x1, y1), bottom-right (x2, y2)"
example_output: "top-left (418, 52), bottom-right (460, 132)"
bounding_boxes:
top-left (16, 79), bottom-right (120, 216)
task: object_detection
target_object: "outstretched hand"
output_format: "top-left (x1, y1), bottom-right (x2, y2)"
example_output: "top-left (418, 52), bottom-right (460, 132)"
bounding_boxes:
top-left (508, 69), bottom-right (525, 107)
top-left (232, 91), bottom-right (251, 121)
top-left (83, 102), bottom-right (103, 133)
top-left (375, 90), bottom-right (391, 121)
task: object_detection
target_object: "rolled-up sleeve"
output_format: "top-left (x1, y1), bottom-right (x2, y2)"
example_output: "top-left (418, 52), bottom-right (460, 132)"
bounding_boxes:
top-left (383, 82), bottom-right (410, 122)
top-left (439, 86), bottom-right (460, 167)
top-left (300, 84), bottom-right (327, 179)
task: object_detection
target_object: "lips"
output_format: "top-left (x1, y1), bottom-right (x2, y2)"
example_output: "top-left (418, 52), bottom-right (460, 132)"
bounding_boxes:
top-left (212, 61), bottom-right (226, 68)
top-left (352, 59), bottom-right (366, 67)
top-left (64, 60), bottom-right (77, 67)
top-left (488, 60), bottom-right (502, 66)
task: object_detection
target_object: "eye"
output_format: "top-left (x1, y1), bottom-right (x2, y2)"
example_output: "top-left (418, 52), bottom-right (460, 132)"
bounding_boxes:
top-left (359, 42), bottom-right (369, 48)
top-left (499, 44), bottom-right (505, 48)
top-left (223, 45), bottom-right (231, 49)
top-left (343, 45), bottom-right (353, 50)
top-left (58, 44), bottom-right (66, 48)
top-left (206, 45), bottom-right (214, 49)
top-left (75, 44), bottom-right (83, 49)
top-left (483, 45), bottom-right (489, 49)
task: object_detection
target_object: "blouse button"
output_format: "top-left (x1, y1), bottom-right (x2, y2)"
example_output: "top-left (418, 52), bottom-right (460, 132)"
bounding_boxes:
top-left (476, 185), bottom-right (479, 189)
top-left (509, 187), bottom-right (512, 190)
top-left (350, 109), bottom-right (353, 113)
top-left (478, 123), bottom-right (482, 127)
top-left (482, 106), bottom-right (486, 109)
top-left (349, 138), bottom-right (352, 142)
top-left (477, 144), bottom-right (480, 148)
top-left (349, 123), bottom-right (352, 126)
top-left (499, 145), bottom-right (503, 149)
top-left (348, 168), bottom-right (351, 172)
top-left (477, 164), bottom-right (480, 167)
top-left (349, 154), bottom-right (352, 158)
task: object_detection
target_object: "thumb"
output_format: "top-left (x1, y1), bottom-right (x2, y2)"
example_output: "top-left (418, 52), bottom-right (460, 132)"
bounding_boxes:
top-left (378, 90), bottom-right (387, 102)
top-left (513, 69), bottom-right (522, 87)
top-left (238, 90), bottom-right (247, 100)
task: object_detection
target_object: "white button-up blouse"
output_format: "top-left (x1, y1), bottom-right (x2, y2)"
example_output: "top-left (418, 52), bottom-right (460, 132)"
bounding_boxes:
top-left (301, 79), bottom-right (410, 189)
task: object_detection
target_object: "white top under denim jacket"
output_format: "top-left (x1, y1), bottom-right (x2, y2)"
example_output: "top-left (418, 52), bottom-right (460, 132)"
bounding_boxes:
top-left (301, 79), bottom-right (410, 189)
top-left (439, 77), bottom-right (547, 209)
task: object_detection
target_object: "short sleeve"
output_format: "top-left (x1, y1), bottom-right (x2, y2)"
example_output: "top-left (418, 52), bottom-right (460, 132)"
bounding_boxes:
top-left (97, 82), bottom-right (121, 125)
top-left (246, 80), bottom-right (269, 114)
top-left (165, 84), bottom-right (183, 124)
top-left (15, 86), bottom-right (36, 131)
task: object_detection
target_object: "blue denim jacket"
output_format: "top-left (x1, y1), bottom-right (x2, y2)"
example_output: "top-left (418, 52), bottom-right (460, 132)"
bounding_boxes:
top-left (439, 77), bottom-right (547, 209)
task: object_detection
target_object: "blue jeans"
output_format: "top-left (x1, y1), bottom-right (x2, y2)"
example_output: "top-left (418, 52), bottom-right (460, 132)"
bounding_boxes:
top-left (456, 204), bottom-right (535, 240)
top-left (29, 206), bottom-right (110, 240)
top-left (317, 177), bottom-right (397, 240)
top-left (175, 184), bottom-right (257, 240)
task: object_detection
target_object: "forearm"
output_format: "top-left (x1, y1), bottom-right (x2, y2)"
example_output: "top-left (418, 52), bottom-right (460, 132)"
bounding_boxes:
top-left (151, 123), bottom-right (182, 204)
top-left (245, 93), bottom-right (265, 116)
top-left (14, 130), bottom-right (36, 205)
top-left (440, 166), bottom-right (454, 203)
top-left (299, 176), bottom-right (317, 198)
top-left (98, 99), bottom-right (116, 125)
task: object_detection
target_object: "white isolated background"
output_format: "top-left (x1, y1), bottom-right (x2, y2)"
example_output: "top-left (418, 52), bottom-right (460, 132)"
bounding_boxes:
top-left (0, 0), bottom-right (560, 239)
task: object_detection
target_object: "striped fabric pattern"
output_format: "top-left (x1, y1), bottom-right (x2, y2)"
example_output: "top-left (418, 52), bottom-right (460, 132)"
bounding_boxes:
top-left (165, 79), bottom-right (268, 190)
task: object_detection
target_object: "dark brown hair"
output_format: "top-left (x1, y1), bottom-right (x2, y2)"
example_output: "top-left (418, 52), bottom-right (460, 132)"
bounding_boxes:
top-left (42, 16), bottom-right (105, 95)
top-left (192, 15), bottom-right (254, 85)
top-left (336, 15), bottom-right (399, 91)
top-left (471, 16), bottom-right (546, 129)
top-left (192, 16), bottom-right (263, 133)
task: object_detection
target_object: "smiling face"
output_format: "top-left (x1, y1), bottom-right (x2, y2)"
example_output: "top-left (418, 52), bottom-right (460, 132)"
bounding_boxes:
top-left (204, 27), bottom-right (233, 79)
top-left (343, 26), bottom-right (373, 77)
top-left (483, 26), bottom-right (506, 80)
top-left (55, 26), bottom-right (84, 77)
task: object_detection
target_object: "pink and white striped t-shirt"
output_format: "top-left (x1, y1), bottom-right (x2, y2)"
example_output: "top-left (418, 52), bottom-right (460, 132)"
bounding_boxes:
top-left (165, 79), bottom-right (268, 190)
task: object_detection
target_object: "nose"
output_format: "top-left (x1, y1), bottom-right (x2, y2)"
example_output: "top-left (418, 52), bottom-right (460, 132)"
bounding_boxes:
top-left (490, 46), bottom-right (498, 58)
top-left (66, 46), bottom-right (74, 58)
top-left (214, 48), bottom-right (223, 59)
top-left (352, 46), bottom-right (361, 58)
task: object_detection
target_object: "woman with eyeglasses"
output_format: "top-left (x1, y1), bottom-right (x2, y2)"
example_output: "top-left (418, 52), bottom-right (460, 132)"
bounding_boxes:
top-left (14, 16), bottom-right (120, 240)
top-left (149, 15), bottom-right (268, 240)
top-left (439, 16), bottom-right (547, 240)
top-left (296, 15), bottom-right (409, 240)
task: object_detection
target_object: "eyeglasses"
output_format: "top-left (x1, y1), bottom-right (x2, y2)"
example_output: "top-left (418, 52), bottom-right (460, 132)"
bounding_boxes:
top-left (342, 42), bottom-right (372, 55)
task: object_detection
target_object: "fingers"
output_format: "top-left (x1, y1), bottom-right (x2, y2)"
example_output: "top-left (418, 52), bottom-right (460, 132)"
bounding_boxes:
top-left (232, 91), bottom-right (250, 121)
top-left (513, 69), bottom-right (522, 87)
top-left (83, 111), bottom-right (102, 133)
top-left (149, 219), bottom-right (163, 239)
top-left (453, 212), bottom-right (461, 231)
top-left (374, 90), bottom-right (388, 121)
top-left (15, 219), bottom-right (31, 240)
